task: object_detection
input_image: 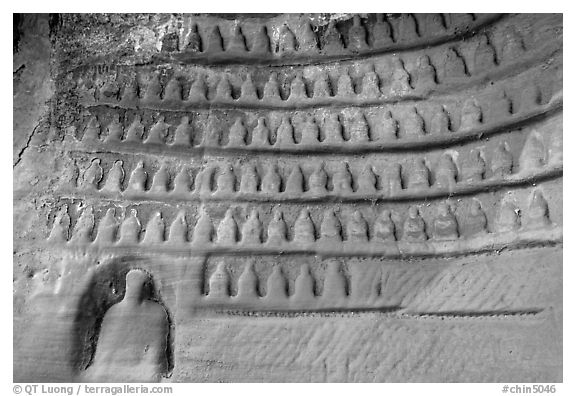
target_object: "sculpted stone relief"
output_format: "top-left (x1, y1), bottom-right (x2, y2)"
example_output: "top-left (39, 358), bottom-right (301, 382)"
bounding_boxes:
top-left (13, 13), bottom-right (562, 382)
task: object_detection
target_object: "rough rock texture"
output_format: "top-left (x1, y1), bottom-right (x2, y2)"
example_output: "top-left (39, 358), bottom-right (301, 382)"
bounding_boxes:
top-left (13, 13), bottom-right (562, 382)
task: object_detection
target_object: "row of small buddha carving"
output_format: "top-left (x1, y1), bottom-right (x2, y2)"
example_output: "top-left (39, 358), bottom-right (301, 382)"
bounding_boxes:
top-left (80, 88), bottom-right (546, 147)
top-left (93, 61), bottom-right (426, 105)
top-left (161, 14), bottom-right (497, 56)
top-left (71, 133), bottom-right (559, 197)
top-left (48, 191), bottom-right (552, 245)
top-left (200, 261), bottom-right (351, 301)
top-left (93, 42), bottom-right (526, 106)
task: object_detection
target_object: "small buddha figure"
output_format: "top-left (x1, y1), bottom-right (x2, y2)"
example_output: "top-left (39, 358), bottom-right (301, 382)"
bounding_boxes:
top-left (473, 34), bottom-right (497, 74)
top-left (82, 159), bottom-right (103, 190)
top-left (301, 116), bottom-right (320, 145)
top-left (239, 164), bottom-right (259, 194)
top-left (467, 200), bottom-right (488, 236)
top-left (372, 15), bottom-right (392, 47)
top-left (264, 266), bottom-right (288, 301)
top-left (144, 117), bottom-right (169, 145)
top-left (404, 107), bottom-right (426, 137)
top-left (150, 164), bottom-right (170, 194)
top-left (119, 209), bottom-right (141, 245)
top-left (300, 23), bottom-right (318, 52)
top-left (348, 15), bottom-right (368, 50)
top-left (526, 190), bottom-right (551, 228)
top-left (278, 24), bottom-right (296, 53)
top-left (460, 99), bottom-right (483, 130)
top-left (120, 79), bottom-right (139, 105)
top-left (217, 209), bottom-right (239, 244)
top-left (94, 208), bottom-right (118, 245)
top-left (434, 153), bottom-right (458, 190)
top-left (374, 210), bottom-right (396, 242)
top-left (407, 159), bottom-right (430, 190)
top-left (188, 74), bottom-right (208, 102)
top-left (337, 71), bottom-right (355, 99)
top-left (185, 24), bottom-right (202, 52)
top-left (432, 203), bottom-right (459, 240)
top-left (251, 118), bottom-right (271, 147)
top-left (360, 66), bottom-right (381, 100)
top-left (192, 209), bottom-right (214, 244)
top-left (228, 118), bottom-right (248, 147)
top-left (437, 48), bottom-right (461, 82)
top-left (261, 165), bottom-right (281, 194)
top-left (83, 117), bottom-right (101, 141)
top-left (215, 74), bottom-right (233, 102)
top-left (62, 160), bottom-right (79, 190)
top-left (519, 132), bottom-right (546, 173)
top-left (461, 149), bottom-right (486, 183)
top-left (194, 167), bottom-right (214, 195)
top-left (240, 74), bottom-right (258, 101)
top-left (207, 262), bottom-right (230, 299)
top-left (322, 260), bottom-right (347, 300)
top-left (414, 55), bottom-right (437, 90)
top-left (236, 262), bottom-right (259, 300)
top-left (263, 73), bottom-right (281, 101)
top-left (320, 209), bottom-right (342, 242)
top-left (267, 209), bottom-right (288, 245)
top-left (501, 26), bottom-right (525, 61)
top-left (313, 72), bottom-right (332, 98)
top-left (252, 25), bottom-right (270, 54)
top-left (127, 161), bottom-right (147, 193)
top-left (71, 205), bottom-right (95, 244)
top-left (347, 211), bottom-right (368, 242)
top-left (241, 210), bottom-right (263, 245)
top-left (143, 74), bottom-right (162, 104)
top-left (430, 106), bottom-right (451, 135)
top-left (216, 166), bottom-right (236, 194)
top-left (205, 26), bottom-right (224, 53)
top-left (275, 115), bottom-right (295, 147)
top-left (162, 78), bottom-right (182, 102)
top-left (496, 201), bottom-right (521, 233)
top-left (294, 209), bottom-right (316, 244)
top-left (85, 270), bottom-right (169, 382)
top-left (102, 161), bottom-right (125, 193)
top-left (375, 110), bottom-right (398, 140)
top-left (357, 164), bottom-right (377, 193)
top-left (168, 210), bottom-right (188, 244)
top-left (289, 72), bottom-right (308, 101)
top-left (48, 205), bottom-right (71, 242)
top-left (491, 142), bottom-right (514, 178)
top-left (228, 25), bottom-right (247, 53)
top-left (403, 206), bottom-right (427, 241)
top-left (332, 163), bottom-right (353, 194)
top-left (323, 20), bottom-right (344, 52)
top-left (123, 115), bottom-right (144, 142)
top-left (308, 164), bottom-right (328, 194)
top-left (285, 165), bottom-right (304, 194)
top-left (173, 167), bottom-right (192, 194)
top-left (390, 65), bottom-right (412, 97)
top-left (293, 265), bottom-right (315, 302)
top-left (323, 113), bottom-right (344, 143)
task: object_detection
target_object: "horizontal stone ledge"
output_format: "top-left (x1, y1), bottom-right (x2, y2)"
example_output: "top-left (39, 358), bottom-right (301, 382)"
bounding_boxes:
top-left (60, 166), bottom-right (563, 206)
top-left (30, 226), bottom-right (562, 260)
top-left (73, 96), bottom-right (562, 157)
top-left (155, 14), bottom-right (503, 67)
top-left (79, 42), bottom-right (560, 113)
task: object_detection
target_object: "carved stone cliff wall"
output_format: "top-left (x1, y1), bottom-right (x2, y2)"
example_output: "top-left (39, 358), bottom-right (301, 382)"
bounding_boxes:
top-left (13, 13), bottom-right (562, 382)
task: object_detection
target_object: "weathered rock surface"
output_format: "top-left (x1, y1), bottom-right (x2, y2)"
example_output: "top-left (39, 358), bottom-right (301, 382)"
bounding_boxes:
top-left (13, 13), bottom-right (562, 382)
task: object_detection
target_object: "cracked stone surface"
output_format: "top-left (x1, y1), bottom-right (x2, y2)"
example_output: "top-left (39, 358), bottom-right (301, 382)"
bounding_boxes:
top-left (13, 13), bottom-right (562, 382)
